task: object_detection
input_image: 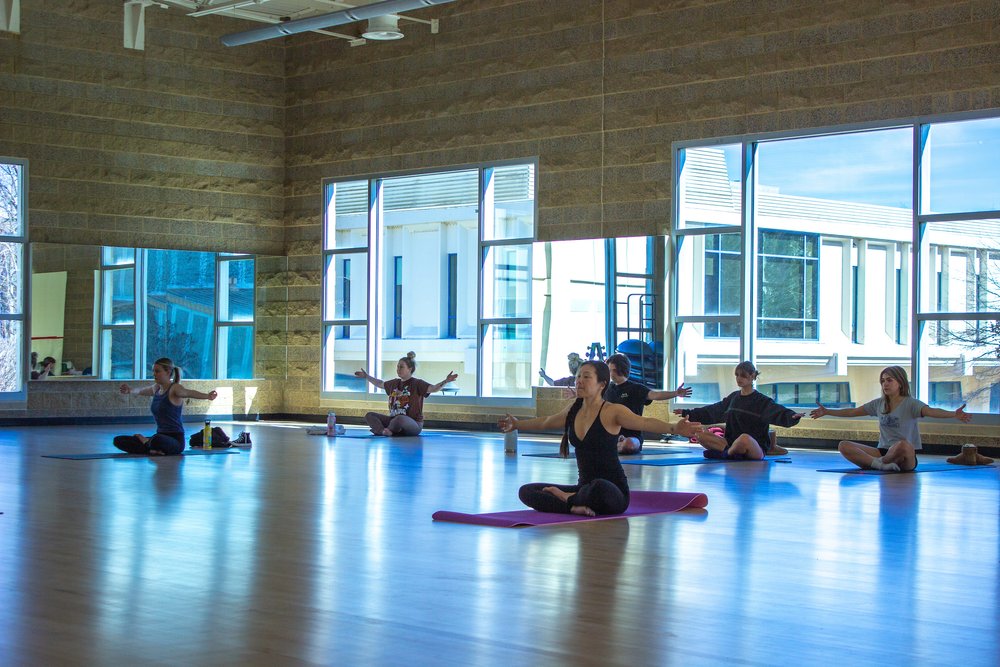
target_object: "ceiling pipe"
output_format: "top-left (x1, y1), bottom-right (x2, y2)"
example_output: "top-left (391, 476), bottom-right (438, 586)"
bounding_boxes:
top-left (220, 0), bottom-right (454, 46)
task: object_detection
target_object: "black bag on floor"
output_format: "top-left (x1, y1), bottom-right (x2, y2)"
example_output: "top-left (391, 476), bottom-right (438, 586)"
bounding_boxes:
top-left (189, 426), bottom-right (232, 448)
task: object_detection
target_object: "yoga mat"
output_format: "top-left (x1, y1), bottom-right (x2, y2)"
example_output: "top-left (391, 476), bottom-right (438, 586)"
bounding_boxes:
top-left (620, 456), bottom-right (792, 467)
top-left (43, 450), bottom-right (241, 460)
top-left (817, 463), bottom-right (997, 474)
top-left (522, 449), bottom-right (695, 459)
top-left (432, 490), bottom-right (708, 527)
top-left (306, 426), bottom-right (371, 439)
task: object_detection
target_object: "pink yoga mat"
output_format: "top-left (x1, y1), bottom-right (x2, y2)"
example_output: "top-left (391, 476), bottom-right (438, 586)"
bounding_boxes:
top-left (432, 490), bottom-right (709, 527)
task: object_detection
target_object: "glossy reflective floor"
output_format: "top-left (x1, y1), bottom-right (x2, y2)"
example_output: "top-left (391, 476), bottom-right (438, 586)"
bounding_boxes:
top-left (1, 422), bottom-right (998, 666)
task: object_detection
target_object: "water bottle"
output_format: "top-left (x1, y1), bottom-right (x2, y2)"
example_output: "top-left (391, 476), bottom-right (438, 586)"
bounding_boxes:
top-left (327, 411), bottom-right (337, 437)
top-left (203, 420), bottom-right (212, 450)
top-left (504, 428), bottom-right (518, 454)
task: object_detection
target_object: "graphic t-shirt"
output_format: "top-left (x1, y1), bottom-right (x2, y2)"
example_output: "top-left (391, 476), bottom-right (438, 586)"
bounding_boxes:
top-left (862, 395), bottom-right (928, 450)
top-left (604, 380), bottom-right (652, 442)
top-left (384, 378), bottom-right (432, 423)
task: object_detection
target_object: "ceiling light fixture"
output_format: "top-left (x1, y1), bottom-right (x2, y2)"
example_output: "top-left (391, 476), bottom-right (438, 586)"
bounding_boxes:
top-left (361, 14), bottom-right (402, 40)
top-left (219, 0), bottom-right (453, 47)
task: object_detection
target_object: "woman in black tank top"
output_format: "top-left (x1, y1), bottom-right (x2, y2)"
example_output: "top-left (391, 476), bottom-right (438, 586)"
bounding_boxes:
top-left (500, 361), bottom-right (702, 516)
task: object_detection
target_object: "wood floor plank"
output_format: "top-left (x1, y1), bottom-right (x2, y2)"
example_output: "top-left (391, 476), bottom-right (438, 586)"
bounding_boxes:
top-left (0, 422), bottom-right (997, 665)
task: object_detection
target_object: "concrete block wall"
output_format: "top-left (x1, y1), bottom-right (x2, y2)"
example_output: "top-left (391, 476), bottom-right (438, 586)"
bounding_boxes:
top-left (2, 0), bottom-right (999, 435)
top-left (279, 0), bottom-right (1000, 425)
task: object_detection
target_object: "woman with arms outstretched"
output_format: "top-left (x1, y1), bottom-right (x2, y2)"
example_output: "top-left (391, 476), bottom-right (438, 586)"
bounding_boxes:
top-left (355, 351), bottom-right (458, 436)
top-left (500, 360), bottom-right (701, 516)
top-left (116, 357), bottom-right (217, 456)
top-left (811, 365), bottom-right (972, 471)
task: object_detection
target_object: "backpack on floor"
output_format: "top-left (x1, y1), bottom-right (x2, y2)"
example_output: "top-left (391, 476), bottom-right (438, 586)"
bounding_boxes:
top-left (189, 426), bottom-right (232, 448)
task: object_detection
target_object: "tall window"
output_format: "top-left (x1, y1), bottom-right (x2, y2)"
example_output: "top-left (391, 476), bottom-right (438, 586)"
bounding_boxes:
top-left (322, 162), bottom-right (536, 399)
top-left (98, 249), bottom-right (255, 379)
top-left (704, 233), bottom-right (740, 338)
top-left (446, 253), bottom-right (457, 339)
top-left (757, 231), bottom-right (819, 339)
top-left (0, 159), bottom-right (27, 396)
top-left (673, 116), bottom-right (1000, 414)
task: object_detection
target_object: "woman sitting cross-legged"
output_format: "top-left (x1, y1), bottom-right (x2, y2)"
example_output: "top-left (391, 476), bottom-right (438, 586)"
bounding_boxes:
top-left (499, 360), bottom-right (701, 517)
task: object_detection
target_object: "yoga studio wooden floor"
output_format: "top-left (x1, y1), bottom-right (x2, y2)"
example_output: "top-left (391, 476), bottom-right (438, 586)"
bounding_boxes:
top-left (1, 422), bottom-right (997, 666)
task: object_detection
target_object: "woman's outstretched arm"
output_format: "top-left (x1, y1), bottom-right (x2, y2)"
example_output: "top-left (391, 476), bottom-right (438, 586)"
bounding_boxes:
top-left (428, 371), bottom-right (458, 393)
top-left (810, 402), bottom-right (867, 419)
top-left (172, 384), bottom-right (218, 401)
top-left (354, 369), bottom-right (385, 389)
top-left (921, 403), bottom-right (972, 422)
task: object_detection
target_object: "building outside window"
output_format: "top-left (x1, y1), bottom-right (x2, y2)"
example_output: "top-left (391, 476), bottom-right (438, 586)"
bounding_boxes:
top-left (673, 115), bottom-right (1000, 413)
top-left (322, 162), bottom-right (536, 398)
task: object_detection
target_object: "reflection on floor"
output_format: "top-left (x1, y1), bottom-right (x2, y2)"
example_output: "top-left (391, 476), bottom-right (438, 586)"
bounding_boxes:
top-left (1, 422), bottom-right (997, 665)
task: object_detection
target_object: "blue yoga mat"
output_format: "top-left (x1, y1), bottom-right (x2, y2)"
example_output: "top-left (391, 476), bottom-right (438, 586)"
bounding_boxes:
top-left (523, 448), bottom-right (694, 459)
top-left (43, 450), bottom-right (241, 460)
top-left (817, 463), bottom-right (996, 474)
top-left (620, 456), bottom-right (792, 467)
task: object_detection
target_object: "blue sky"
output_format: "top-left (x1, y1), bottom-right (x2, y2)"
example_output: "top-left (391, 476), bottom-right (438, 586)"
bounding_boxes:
top-left (719, 117), bottom-right (1000, 213)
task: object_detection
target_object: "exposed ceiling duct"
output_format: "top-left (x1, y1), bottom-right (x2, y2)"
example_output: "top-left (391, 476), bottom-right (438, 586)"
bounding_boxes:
top-left (219, 0), bottom-right (453, 47)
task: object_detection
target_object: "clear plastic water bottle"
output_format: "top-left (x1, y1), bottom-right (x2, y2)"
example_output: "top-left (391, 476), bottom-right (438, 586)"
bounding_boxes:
top-left (326, 411), bottom-right (336, 437)
top-left (504, 428), bottom-right (518, 454)
top-left (203, 420), bottom-right (212, 450)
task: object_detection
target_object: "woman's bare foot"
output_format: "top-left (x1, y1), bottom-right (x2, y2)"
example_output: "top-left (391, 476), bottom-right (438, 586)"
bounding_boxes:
top-left (542, 486), bottom-right (571, 502)
top-left (381, 428), bottom-right (394, 437)
top-left (947, 445), bottom-right (994, 466)
top-left (570, 505), bottom-right (596, 517)
top-left (135, 434), bottom-right (148, 444)
top-left (149, 449), bottom-right (165, 456)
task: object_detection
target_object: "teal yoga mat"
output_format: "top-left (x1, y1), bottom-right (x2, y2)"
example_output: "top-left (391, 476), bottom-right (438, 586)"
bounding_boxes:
top-left (43, 450), bottom-right (241, 460)
top-left (620, 456), bottom-right (792, 467)
top-left (523, 448), bottom-right (695, 459)
top-left (817, 463), bottom-right (996, 474)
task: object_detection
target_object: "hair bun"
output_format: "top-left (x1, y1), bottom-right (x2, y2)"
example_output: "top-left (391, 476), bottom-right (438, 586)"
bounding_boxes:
top-left (406, 351), bottom-right (416, 360)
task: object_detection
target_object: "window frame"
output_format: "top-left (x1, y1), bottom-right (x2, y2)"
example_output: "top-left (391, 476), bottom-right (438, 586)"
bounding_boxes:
top-left (671, 111), bottom-right (1000, 420)
top-left (0, 157), bottom-right (28, 401)
top-left (96, 248), bottom-right (256, 380)
top-left (321, 159), bottom-right (538, 404)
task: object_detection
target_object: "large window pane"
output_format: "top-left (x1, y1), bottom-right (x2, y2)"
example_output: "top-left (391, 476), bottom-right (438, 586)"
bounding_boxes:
top-left (102, 247), bottom-right (135, 266)
top-left (483, 164), bottom-right (535, 241)
top-left (145, 249), bottom-right (215, 379)
top-left (483, 244), bottom-right (531, 320)
top-left (920, 219), bottom-right (1000, 314)
top-left (324, 251), bottom-right (367, 322)
top-left (674, 321), bottom-right (738, 406)
top-left (323, 325), bottom-right (368, 392)
top-left (677, 145), bottom-right (742, 230)
top-left (0, 319), bottom-right (22, 391)
top-left (102, 268), bottom-right (134, 325)
top-left (325, 180), bottom-right (369, 249)
top-left (0, 242), bottom-right (22, 315)
top-left (219, 258), bottom-right (254, 322)
top-left (676, 233), bottom-right (741, 322)
top-left (923, 116), bottom-right (1000, 215)
top-left (919, 318), bottom-right (998, 412)
top-left (0, 163), bottom-right (23, 236)
top-left (102, 328), bottom-right (135, 380)
top-left (757, 231), bottom-right (819, 340)
top-left (482, 323), bottom-right (531, 398)
top-left (218, 325), bottom-right (254, 379)
top-left (379, 170), bottom-right (479, 396)
top-left (533, 240), bottom-right (606, 384)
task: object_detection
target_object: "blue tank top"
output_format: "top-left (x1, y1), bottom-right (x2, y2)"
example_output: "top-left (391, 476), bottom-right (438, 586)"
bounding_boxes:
top-left (151, 386), bottom-right (184, 434)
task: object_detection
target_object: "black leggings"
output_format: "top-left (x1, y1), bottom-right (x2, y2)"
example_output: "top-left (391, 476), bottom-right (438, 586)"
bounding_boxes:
top-left (113, 432), bottom-right (185, 456)
top-left (518, 480), bottom-right (630, 515)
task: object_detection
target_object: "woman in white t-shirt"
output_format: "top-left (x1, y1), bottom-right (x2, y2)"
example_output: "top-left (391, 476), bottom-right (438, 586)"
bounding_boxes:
top-left (810, 366), bottom-right (971, 471)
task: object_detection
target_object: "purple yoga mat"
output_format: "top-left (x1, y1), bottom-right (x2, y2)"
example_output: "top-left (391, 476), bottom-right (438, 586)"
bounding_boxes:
top-left (432, 490), bottom-right (709, 527)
